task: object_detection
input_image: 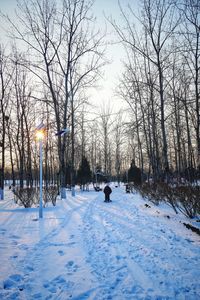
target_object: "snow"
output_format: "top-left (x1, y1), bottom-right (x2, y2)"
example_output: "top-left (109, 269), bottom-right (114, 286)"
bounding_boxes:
top-left (0, 184), bottom-right (199, 300)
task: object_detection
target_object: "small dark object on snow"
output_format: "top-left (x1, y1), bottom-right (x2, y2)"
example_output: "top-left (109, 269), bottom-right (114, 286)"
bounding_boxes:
top-left (183, 223), bottom-right (200, 236)
top-left (104, 184), bottom-right (112, 202)
top-left (125, 184), bottom-right (130, 193)
top-left (144, 203), bottom-right (151, 208)
top-left (164, 215), bottom-right (170, 219)
top-left (94, 186), bottom-right (102, 192)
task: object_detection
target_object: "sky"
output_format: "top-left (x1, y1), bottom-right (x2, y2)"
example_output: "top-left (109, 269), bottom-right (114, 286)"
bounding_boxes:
top-left (0, 184), bottom-right (200, 299)
top-left (0, 0), bottom-right (139, 115)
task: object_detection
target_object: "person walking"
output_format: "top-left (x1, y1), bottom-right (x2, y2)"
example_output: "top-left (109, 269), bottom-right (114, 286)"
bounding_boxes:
top-left (103, 183), bottom-right (112, 202)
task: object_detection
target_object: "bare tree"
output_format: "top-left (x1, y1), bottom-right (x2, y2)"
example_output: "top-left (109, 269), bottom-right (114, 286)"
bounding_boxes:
top-left (99, 104), bottom-right (114, 177)
top-left (113, 110), bottom-right (125, 185)
top-left (178, 0), bottom-right (200, 168)
top-left (3, 0), bottom-right (105, 197)
top-left (0, 45), bottom-right (13, 199)
top-left (111, 0), bottom-right (180, 179)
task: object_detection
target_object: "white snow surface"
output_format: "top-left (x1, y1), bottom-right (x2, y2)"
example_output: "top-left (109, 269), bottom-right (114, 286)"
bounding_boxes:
top-left (0, 184), bottom-right (199, 300)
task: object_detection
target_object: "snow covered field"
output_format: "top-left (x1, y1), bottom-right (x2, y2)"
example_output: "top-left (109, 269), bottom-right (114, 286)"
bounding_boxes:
top-left (0, 185), bottom-right (199, 300)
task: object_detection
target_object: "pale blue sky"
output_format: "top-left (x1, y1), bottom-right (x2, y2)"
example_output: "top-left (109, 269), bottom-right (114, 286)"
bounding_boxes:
top-left (0, 0), bottom-right (139, 112)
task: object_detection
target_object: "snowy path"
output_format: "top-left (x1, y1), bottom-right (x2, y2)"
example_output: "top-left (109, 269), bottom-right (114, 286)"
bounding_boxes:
top-left (82, 188), bottom-right (200, 299)
top-left (0, 186), bottom-right (199, 299)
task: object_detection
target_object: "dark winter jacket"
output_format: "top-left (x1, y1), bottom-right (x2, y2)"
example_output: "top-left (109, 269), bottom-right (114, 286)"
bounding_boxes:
top-left (104, 185), bottom-right (112, 195)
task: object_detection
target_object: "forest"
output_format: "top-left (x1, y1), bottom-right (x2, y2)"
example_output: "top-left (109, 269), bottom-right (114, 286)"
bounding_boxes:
top-left (0, 0), bottom-right (199, 203)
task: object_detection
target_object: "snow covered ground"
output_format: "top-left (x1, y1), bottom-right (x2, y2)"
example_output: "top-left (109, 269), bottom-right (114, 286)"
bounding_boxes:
top-left (0, 184), bottom-right (199, 300)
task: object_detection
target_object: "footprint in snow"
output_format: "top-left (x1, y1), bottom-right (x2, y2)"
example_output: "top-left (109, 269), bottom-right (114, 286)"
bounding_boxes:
top-left (44, 276), bottom-right (74, 293)
top-left (48, 285), bottom-right (57, 293)
top-left (11, 240), bottom-right (18, 245)
top-left (52, 275), bottom-right (67, 284)
top-left (66, 261), bottom-right (74, 267)
top-left (10, 254), bottom-right (18, 259)
top-left (32, 292), bottom-right (42, 299)
top-left (18, 244), bottom-right (29, 250)
top-left (0, 228), bottom-right (6, 234)
top-left (129, 284), bottom-right (143, 294)
top-left (65, 261), bottom-right (79, 273)
top-left (10, 234), bottom-right (20, 239)
top-left (116, 255), bottom-right (126, 261)
top-left (25, 265), bottom-right (34, 272)
top-left (58, 250), bottom-right (65, 256)
top-left (9, 274), bottom-right (23, 282)
top-left (66, 241), bottom-right (76, 246)
top-left (3, 274), bottom-right (23, 290)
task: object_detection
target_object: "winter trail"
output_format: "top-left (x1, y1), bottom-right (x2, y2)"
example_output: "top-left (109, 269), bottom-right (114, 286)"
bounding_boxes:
top-left (82, 186), bottom-right (200, 299)
top-left (0, 186), bottom-right (199, 300)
